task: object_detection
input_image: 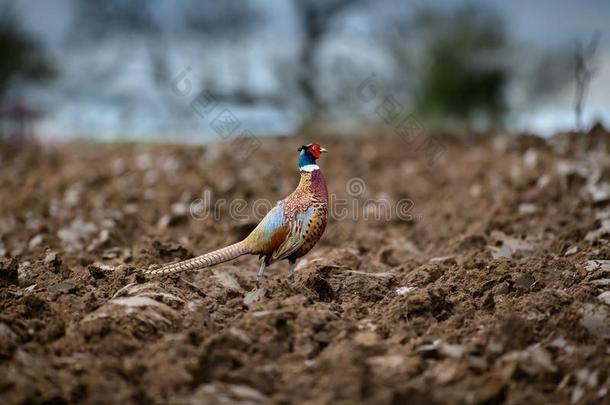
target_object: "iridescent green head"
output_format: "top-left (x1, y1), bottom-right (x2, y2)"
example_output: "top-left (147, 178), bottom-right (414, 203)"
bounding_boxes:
top-left (298, 143), bottom-right (327, 170)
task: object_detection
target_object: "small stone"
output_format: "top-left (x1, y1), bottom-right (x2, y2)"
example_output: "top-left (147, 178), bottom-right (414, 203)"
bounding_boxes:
top-left (488, 339), bottom-right (504, 354)
top-left (494, 282), bottom-right (511, 295)
top-left (468, 356), bottom-right (488, 371)
top-left (488, 245), bottom-right (512, 259)
top-left (429, 255), bottom-right (456, 264)
top-left (395, 286), bottom-right (416, 296)
top-left (48, 281), bottom-right (77, 295)
top-left (502, 345), bottom-right (556, 375)
top-left (564, 245), bottom-right (578, 256)
top-left (571, 386), bottom-right (584, 404)
top-left (28, 234), bottom-right (44, 250)
top-left (24, 284), bottom-right (37, 294)
top-left (439, 342), bottom-right (466, 359)
top-left (367, 355), bottom-right (420, 376)
top-left (587, 181), bottom-right (610, 203)
top-left (575, 368), bottom-right (598, 388)
top-left (417, 341), bottom-right (441, 357)
top-left (17, 260), bottom-right (32, 282)
top-left (88, 263), bottom-right (114, 279)
top-left (87, 229), bottom-right (110, 251)
top-left (57, 218), bottom-right (97, 253)
top-left (13, 349), bottom-right (45, 367)
top-left (585, 220), bottom-right (610, 242)
top-left (514, 273), bottom-right (536, 289)
top-left (157, 215), bottom-right (171, 229)
top-left (366, 354), bottom-right (404, 372)
top-left (101, 247), bottom-right (130, 260)
top-left (44, 251), bottom-right (60, 267)
top-left (243, 288), bottom-right (265, 307)
top-left (518, 203), bottom-right (538, 216)
top-left (357, 319), bottom-right (378, 331)
top-left (489, 231), bottom-right (535, 259)
top-left (44, 250), bottom-right (69, 277)
top-left (549, 337), bottom-right (575, 354)
top-left (354, 331), bottom-right (378, 347)
top-left (523, 149), bottom-right (538, 168)
top-left (431, 360), bottom-right (466, 384)
top-left (580, 304), bottom-right (610, 338)
top-left (226, 384), bottom-right (267, 402)
top-left (212, 271), bottom-right (242, 291)
top-left (470, 184), bottom-right (482, 197)
top-left (537, 174), bottom-right (550, 189)
top-left (597, 291), bottom-right (610, 305)
top-left (171, 202), bottom-right (188, 216)
top-left (586, 260), bottom-right (610, 272)
top-left (110, 296), bottom-right (165, 308)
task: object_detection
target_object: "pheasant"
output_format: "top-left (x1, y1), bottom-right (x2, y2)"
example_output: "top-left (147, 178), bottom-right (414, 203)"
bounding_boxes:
top-left (143, 143), bottom-right (329, 287)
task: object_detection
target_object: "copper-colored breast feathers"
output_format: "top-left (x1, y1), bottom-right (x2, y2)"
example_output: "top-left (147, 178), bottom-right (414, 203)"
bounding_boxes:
top-left (244, 168), bottom-right (328, 262)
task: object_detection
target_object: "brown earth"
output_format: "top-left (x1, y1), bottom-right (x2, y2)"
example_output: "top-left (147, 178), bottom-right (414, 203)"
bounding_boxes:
top-left (1, 127), bottom-right (610, 404)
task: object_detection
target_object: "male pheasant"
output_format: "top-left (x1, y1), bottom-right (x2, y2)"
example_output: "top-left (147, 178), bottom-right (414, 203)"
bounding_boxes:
top-left (143, 143), bottom-right (329, 287)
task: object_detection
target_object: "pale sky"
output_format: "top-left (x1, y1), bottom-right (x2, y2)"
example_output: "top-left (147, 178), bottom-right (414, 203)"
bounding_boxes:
top-left (10, 0), bottom-right (610, 139)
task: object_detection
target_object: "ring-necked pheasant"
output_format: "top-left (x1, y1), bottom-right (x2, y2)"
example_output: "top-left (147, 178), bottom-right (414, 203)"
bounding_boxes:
top-left (143, 143), bottom-right (329, 287)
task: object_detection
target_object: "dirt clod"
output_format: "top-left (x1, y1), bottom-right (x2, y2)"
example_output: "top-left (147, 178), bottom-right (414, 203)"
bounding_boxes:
top-left (0, 258), bottom-right (18, 287)
top-left (1, 132), bottom-right (610, 404)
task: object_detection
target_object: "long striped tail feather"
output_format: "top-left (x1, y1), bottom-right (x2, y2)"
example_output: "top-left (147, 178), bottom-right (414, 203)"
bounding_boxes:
top-left (143, 241), bottom-right (251, 276)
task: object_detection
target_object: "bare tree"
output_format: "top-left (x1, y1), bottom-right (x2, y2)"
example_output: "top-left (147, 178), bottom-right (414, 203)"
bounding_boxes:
top-left (187, 0), bottom-right (366, 121)
top-left (69, 0), bottom-right (161, 78)
top-left (186, 0), bottom-right (259, 39)
top-left (573, 32), bottom-right (600, 132)
top-left (294, 0), bottom-right (365, 118)
top-left (0, 3), bottom-right (55, 101)
top-left (69, 0), bottom-right (182, 119)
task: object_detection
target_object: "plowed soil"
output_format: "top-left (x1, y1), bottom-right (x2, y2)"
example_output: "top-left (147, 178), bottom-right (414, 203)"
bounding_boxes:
top-left (1, 127), bottom-right (610, 404)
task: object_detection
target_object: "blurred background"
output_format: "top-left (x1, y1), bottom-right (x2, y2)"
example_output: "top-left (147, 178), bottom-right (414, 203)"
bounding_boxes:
top-left (1, 0), bottom-right (608, 142)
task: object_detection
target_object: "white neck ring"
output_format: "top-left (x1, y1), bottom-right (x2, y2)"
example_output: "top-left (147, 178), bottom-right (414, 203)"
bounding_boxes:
top-left (300, 164), bottom-right (319, 172)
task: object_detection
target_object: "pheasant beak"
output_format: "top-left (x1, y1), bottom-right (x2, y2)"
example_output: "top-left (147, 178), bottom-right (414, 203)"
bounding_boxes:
top-left (320, 147), bottom-right (328, 154)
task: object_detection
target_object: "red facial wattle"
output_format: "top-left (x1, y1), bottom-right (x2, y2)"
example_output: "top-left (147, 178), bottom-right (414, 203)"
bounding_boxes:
top-left (308, 143), bottom-right (321, 158)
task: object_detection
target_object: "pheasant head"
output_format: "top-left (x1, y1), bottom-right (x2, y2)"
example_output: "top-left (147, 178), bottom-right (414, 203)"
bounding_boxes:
top-left (298, 143), bottom-right (328, 171)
